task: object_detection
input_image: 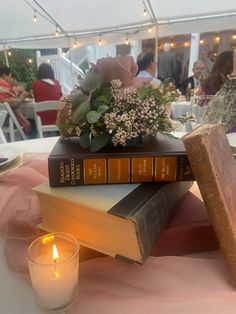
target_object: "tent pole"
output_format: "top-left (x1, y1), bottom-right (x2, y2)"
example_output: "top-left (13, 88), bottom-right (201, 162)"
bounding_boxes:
top-left (3, 43), bottom-right (9, 67)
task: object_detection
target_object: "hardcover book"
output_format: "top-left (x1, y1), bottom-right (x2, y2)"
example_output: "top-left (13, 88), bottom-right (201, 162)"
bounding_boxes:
top-left (48, 134), bottom-right (194, 187)
top-left (183, 123), bottom-right (236, 287)
top-left (33, 180), bottom-right (193, 264)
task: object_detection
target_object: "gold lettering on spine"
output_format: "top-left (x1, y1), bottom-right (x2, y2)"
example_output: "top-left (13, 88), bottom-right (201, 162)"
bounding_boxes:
top-left (59, 159), bottom-right (81, 185)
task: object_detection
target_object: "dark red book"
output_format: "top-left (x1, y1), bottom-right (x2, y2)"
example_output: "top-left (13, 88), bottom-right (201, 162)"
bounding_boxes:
top-left (151, 191), bottom-right (219, 256)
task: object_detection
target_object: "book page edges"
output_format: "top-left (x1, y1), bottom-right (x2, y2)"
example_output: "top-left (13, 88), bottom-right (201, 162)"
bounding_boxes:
top-left (37, 192), bottom-right (142, 263)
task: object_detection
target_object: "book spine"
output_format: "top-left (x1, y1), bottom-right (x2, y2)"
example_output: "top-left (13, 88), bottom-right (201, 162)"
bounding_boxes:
top-left (131, 181), bottom-right (193, 262)
top-left (48, 155), bottom-right (194, 187)
top-left (115, 181), bottom-right (193, 263)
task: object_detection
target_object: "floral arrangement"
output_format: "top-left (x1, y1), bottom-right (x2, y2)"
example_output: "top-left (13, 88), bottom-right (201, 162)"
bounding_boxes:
top-left (56, 56), bottom-right (181, 152)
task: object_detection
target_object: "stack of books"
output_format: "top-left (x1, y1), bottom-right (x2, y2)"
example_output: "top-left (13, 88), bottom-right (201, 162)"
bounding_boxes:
top-left (33, 131), bottom-right (223, 264)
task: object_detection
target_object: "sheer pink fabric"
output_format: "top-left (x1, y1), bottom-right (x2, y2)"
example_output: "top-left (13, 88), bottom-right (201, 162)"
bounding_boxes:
top-left (0, 153), bottom-right (48, 275)
top-left (1, 154), bottom-right (236, 313)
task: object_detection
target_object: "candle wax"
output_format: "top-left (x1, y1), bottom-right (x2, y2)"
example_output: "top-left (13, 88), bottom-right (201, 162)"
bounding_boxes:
top-left (30, 251), bottom-right (79, 310)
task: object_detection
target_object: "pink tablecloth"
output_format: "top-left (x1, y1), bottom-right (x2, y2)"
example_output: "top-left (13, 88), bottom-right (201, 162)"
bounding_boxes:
top-left (1, 153), bottom-right (236, 314)
top-left (74, 254), bottom-right (236, 314)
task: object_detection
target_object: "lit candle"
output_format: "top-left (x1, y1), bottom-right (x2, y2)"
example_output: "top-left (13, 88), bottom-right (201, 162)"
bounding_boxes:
top-left (28, 233), bottom-right (79, 312)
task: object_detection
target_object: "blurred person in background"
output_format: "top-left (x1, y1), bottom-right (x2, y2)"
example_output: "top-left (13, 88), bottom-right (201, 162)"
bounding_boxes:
top-left (181, 60), bottom-right (205, 96)
top-left (204, 50), bottom-right (215, 77)
top-left (197, 50), bottom-right (233, 96)
top-left (33, 63), bottom-right (62, 102)
top-left (133, 51), bottom-right (162, 87)
top-left (158, 43), bottom-right (177, 84)
top-left (0, 65), bottom-right (35, 135)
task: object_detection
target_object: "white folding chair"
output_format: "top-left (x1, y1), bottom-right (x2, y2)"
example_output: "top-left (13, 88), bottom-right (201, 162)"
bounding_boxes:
top-left (0, 110), bottom-right (7, 143)
top-left (0, 102), bottom-right (27, 141)
top-left (34, 100), bottom-right (59, 138)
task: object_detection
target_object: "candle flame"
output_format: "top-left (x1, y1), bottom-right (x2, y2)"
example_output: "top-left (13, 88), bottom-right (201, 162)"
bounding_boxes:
top-left (53, 244), bottom-right (59, 262)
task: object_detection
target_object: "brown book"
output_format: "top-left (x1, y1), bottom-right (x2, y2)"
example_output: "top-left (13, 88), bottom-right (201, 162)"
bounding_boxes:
top-left (48, 134), bottom-right (194, 187)
top-left (183, 123), bottom-right (236, 286)
top-left (33, 180), bottom-right (192, 264)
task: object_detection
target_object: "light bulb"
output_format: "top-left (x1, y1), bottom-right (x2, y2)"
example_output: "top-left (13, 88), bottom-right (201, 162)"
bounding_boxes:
top-left (148, 26), bottom-right (152, 33)
top-left (55, 26), bottom-right (58, 37)
top-left (28, 58), bottom-right (32, 64)
top-left (7, 51), bottom-right (12, 56)
top-left (98, 38), bottom-right (102, 46)
top-left (125, 38), bottom-right (129, 45)
top-left (143, 8), bottom-right (147, 17)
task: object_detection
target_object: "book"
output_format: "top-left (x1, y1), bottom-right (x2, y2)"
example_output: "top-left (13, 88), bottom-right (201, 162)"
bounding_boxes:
top-left (151, 189), bottom-right (219, 256)
top-left (33, 180), bottom-right (193, 264)
top-left (182, 123), bottom-right (236, 286)
top-left (48, 134), bottom-right (194, 187)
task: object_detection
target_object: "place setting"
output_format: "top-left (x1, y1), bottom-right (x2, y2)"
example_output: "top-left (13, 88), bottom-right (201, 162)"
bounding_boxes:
top-left (0, 145), bottom-right (23, 175)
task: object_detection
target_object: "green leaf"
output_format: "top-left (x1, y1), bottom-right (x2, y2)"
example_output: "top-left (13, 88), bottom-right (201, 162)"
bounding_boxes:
top-left (86, 111), bottom-right (101, 124)
top-left (78, 132), bottom-right (90, 148)
top-left (72, 100), bottom-right (91, 123)
top-left (97, 104), bottom-right (109, 113)
top-left (89, 133), bottom-right (110, 152)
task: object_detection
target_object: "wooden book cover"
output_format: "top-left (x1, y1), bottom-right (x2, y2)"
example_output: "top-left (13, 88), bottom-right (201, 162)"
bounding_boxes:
top-left (33, 180), bottom-right (192, 264)
top-left (183, 123), bottom-right (236, 286)
top-left (48, 134), bottom-right (194, 187)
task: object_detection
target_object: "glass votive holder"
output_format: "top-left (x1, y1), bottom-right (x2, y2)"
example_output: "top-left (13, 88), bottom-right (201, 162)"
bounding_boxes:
top-left (27, 232), bottom-right (79, 313)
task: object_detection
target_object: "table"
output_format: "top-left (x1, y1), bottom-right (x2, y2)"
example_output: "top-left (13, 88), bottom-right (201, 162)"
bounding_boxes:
top-left (1, 137), bottom-right (236, 314)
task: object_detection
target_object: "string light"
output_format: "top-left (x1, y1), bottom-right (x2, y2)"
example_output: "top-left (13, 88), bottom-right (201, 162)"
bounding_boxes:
top-left (170, 42), bottom-right (174, 48)
top-left (232, 35), bottom-right (236, 40)
top-left (33, 10), bottom-right (37, 22)
top-left (98, 35), bottom-right (102, 46)
top-left (55, 25), bottom-right (58, 37)
top-left (28, 58), bottom-right (33, 64)
top-left (215, 36), bottom-right (220, 42)
top-left (73, 38), bottom-right (77, 48)
top-left (143, 8), bottom-right (147, 17)
top-left (200, 39), bottom-right (204, 44)
top-left (148, 26), bottom-right (152, 33)
top-left (7, 51), bottom-right (12, 56)
top-left (47, 58), bottom-right (50, 63)
top-left (184, 42), bottom-right (189, 47)
top-left (125, 34), bottom-right (129, 45)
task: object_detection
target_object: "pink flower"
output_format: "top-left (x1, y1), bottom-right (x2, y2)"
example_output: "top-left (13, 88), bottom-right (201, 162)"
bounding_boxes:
top-left (96, 56), bottom-right (138, 87)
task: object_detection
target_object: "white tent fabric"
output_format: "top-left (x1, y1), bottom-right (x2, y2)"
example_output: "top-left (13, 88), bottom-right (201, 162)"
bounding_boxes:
top-left (0, 0), bottom-right (236, 49)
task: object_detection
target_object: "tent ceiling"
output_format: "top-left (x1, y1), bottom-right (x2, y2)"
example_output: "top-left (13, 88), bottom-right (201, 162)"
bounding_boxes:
top-left (1, 0), bottom-right (236, 49)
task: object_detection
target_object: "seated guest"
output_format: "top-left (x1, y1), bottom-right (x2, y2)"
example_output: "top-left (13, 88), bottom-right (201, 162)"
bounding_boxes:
top-left (202, 49), bottom-right (236, 133)
top-left (181, 60), bottom-right (205, 96)
top-left (33, 63), bottom-right (62, 125)
top-left (133, 52), bottom-right (162, 88)
top-left (0, 65), bottom-right (33, 134)
top-left (33, 63), bottom-right (62, 102)
top-left (198, 50), bottom-right (233, 96)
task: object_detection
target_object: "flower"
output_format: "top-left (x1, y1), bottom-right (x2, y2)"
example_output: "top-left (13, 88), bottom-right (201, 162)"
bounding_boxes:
top-left (56, 56), bottom-right (181, 152)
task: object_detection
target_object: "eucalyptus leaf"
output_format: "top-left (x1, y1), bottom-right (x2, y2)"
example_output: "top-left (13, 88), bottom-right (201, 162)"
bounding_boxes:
top-left (72, 100), bottom-right (91, 124)
top-left (89, 133), bottom-right (110, 152)
top-left (78, 132), bottom-right (90, 148)
top-left (97, 104), bottom-right (109, 113)
top-left (87, 111), bottom-right (101, 124)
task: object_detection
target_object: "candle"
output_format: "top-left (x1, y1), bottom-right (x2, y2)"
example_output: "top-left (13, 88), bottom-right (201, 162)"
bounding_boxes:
top-left (28, 233), bottom-right (79, 312)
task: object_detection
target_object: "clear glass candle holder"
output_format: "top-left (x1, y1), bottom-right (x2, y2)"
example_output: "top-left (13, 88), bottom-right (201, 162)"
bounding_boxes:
top-left (27, 232), bottom-right (79, 313)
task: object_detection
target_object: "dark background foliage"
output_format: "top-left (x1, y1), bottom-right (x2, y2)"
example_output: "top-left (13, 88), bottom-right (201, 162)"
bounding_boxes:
top-left (0, 49), bottom-right (37, 91)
